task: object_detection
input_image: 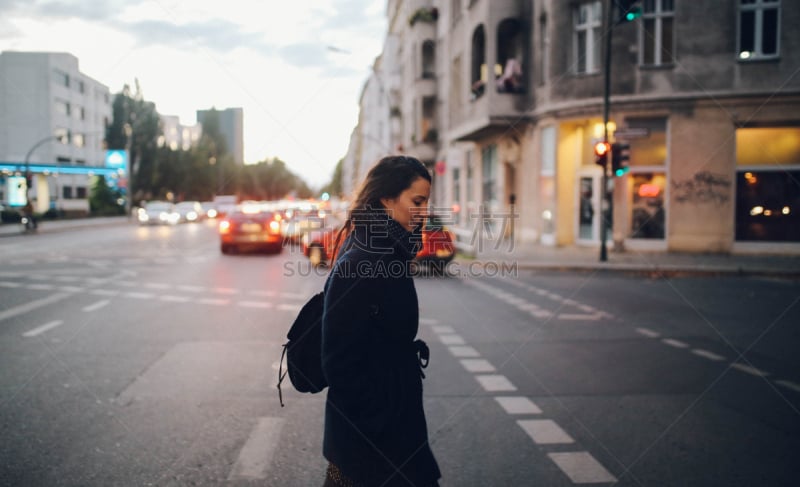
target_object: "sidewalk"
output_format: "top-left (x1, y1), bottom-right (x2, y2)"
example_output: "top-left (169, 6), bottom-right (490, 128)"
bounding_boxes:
top-left (0, 215), bottom-right (131, 237)
top-left (461, 239), bottom-right (800, 278)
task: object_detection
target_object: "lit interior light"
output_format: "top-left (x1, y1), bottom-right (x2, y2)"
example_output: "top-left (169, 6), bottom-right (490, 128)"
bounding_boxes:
top-left (750, 206), bottom-right (764, 216)
top-left (763, 209), bottom-right (772, 216)
top-left (543, 210), bottom-right (553, 220)
top-left (782, 206), bottom-right (791, 215)
top-left (739, 51), bottom-right (752, 60)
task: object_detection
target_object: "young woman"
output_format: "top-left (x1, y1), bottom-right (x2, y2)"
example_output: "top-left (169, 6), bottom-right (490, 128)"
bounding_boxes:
top-left (321, 156), bottom-right (441, 486)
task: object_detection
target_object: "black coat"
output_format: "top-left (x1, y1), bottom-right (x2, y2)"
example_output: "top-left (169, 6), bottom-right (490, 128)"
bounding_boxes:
top-left (321, 216), bottom-right (440, 486)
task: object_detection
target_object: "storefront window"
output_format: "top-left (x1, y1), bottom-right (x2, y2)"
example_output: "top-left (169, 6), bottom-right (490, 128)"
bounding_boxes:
top-left (735, 127), bottom-right (800, 242)
top-left (630, 173), bottom-right (666, 239)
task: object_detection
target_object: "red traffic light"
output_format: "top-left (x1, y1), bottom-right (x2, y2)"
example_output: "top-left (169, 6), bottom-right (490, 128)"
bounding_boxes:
top-left (594, 142), bottom-right (611, 167)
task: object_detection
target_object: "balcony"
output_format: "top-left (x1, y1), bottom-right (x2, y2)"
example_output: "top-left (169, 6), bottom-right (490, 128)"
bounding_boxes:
top-left (449, 87), bottom-right (529, 142)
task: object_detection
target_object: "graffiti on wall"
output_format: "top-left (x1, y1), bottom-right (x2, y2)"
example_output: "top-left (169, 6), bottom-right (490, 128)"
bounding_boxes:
top-left (672, 171), bottom-right (732, 205)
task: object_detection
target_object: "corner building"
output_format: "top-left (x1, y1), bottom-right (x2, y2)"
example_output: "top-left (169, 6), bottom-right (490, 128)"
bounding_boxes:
top-left (353, 0), bottom-right (800, 254)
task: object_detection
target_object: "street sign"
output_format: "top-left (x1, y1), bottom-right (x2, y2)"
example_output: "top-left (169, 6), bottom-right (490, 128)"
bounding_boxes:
top-left (613, 127), bottom-right (649, 139)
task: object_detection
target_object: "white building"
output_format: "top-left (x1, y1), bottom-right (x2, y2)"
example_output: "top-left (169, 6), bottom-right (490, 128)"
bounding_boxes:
top-left (196, 107), bottom-right (244, 165)
top-left (0, 51), bottom-right (112, 214)
top-left (159, 115), bottom-right (201, 152)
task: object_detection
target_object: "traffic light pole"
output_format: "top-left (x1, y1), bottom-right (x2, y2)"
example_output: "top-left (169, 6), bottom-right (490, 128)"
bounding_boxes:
top-left (600, 0), bottom-right (615, 262)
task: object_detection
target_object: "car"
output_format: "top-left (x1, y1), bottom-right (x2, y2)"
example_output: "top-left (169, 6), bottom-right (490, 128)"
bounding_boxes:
top-left (219, 209), bottom-right (283, 254)
top-left (136, 201), bottom-right (179, 225)
top-left (415, 214), bottom-right (456, 265)
top-left (174, 201), bottom-right (204, 223)
top-left (301, 214), bottom-right (456, 268)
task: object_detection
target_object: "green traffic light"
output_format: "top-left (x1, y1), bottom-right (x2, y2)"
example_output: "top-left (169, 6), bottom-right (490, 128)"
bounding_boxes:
top-left (625, 7), bottom-right (641, 21)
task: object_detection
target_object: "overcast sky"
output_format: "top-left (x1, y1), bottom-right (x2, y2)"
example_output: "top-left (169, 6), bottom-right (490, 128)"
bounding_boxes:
top-left (0, 0), bottom-right (387, 188)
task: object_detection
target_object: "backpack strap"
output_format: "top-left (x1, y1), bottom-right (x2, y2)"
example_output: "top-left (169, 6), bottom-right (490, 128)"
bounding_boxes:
top-left (277, 342), bottom-right (288, 407)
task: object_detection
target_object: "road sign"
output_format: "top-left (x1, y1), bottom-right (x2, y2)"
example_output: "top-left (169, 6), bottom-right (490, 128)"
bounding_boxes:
top-left (613, 127), bottom-right (649, 139)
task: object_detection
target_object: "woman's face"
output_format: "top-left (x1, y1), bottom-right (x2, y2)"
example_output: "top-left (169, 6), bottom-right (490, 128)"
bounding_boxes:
top-left (381, 177), bottom-right (431, 231)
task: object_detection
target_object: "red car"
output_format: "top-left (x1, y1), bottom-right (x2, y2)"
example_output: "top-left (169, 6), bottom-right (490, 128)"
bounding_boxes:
top-left (302, 215), bottom-right (456, 267)
top-left (219, 209), bottom-right (283, 254)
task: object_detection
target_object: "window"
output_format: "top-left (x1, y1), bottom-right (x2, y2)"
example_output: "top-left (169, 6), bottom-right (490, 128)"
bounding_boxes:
top-left (73, 133), bottom-right (85, 148)
top-left (54, 128), bottom-right (70, 144)
top-left (624, 118), bottom-right (667, 240)
top-left (735, 127), bottom-right (800, 242)
top-left (77, 80), bottom-right (85, 94)
top-left (539, 12), bottom-right (549, 85)
top-left (738, 0), bottom-right (780, 60)
top-left (62, 186), bottom-right (73, 199)
top-left (55, 99), bottom-right (70, 117)
top-left (573, 1), bottom-right (602, 74)
top-left (421, 40), bottom-right (436, 79)
top-left (640, 0), bottom-right (675, 66)
top-left (481, 144), bottom-right (498, 204)
top-left (471, 26), bottom-right (487, 99)
top-left (76, 187), bottom-right (87, 199)
top-left (453, 167), bottom-right (462, 225)
top-left (53, 69), bottom-right (69, 87)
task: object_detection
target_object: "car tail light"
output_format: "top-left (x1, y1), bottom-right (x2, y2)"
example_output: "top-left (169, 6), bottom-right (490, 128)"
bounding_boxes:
top-left (219, 220), bottom-right (232, 234)
top-left (269, 220), bottom-right (280, 233)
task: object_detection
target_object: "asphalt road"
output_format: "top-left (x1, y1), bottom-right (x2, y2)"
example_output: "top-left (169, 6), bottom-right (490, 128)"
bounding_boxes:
top-left (1, 221), bottom-right (798, 486)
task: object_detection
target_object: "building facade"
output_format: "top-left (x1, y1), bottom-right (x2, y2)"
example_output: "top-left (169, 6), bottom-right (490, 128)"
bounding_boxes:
top-left (346, 0), bottom-right (800, 254)
top-left (196, 107), bottom-right (244, 165)
top-left (0, 51), bottom-right (112, 214)
top-left (159, 115), bottom-right (201, 152)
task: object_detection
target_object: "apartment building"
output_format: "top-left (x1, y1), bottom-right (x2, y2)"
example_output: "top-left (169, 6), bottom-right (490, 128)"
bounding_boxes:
top-left (159, 115), bottom-right (201, 152)
top-left (196, 107), bottom-right (244, 165)
top-left (347, 0), bottom-right (800, 254)
top-left (0, 51), bottom-right (113, 214)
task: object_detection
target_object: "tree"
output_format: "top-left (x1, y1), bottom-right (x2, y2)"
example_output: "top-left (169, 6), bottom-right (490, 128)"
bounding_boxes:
top-left (89, 175), bottom-right (124, 215)
top-left (321, 158), bottom-right (344, 197)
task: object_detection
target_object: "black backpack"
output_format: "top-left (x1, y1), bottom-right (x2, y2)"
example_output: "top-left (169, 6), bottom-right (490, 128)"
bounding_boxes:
top-left (278, 292), bottom-right (326, 406)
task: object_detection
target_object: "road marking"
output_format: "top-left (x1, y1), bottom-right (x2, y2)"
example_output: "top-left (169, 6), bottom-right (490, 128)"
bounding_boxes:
top-left (160, 295), bottom-right (191, 303)
top-left (278, 292), bottom-right (305, 299)
top-left (691, 349), bottom-right (726, 361)
top-left (0, 292), bottom-right (72, 323)
top-left (662, 338), bottom-right (689, 349)
top-left (439, 334), bottom-right (465, 345)
top-left (238, 301), bottom-right (273, 308)
top-left (517, 419), bottom-right (574, 444)
top-left (730, 363), bottom-right (769, 377)
top-left (247, 290), bottom-right (275, 297)
top-left (635, 327), bottom-right (660, 338)
top-left (495, 396), bottom-right (542, 415)
top-left (55, 276), bottom-right (79, 282)
top-left (59, 286), bottom-right (86, 293)
top-left (23, 320), bottom-right (64, 337)
top-left (557, 313), bottom-right (601, 321)
top-left (125, 292), bottom-right (155, 299)
top-left (529, 310), bottom-right (553, 318)
top-left (196, 298), bottom-right (230, 306)
top-left (448, 346), bottom-right (480, 358)
top-left (775, 379), bottom-right (800, 393)
top-left (432, 325), bottom-right (455, 334)
top-left (145, 282), bottom-right (171, 289)
top-left (547, 452), bottom-right (617, 484)
top-left (90, 289), bottom-right (119, 296)
top-left (460, 359), bottom-right (496, 373)
top-left (214, 287), bottom-right (239, 295)
top-left (475, 374), bottom-right (517, 392)
top-left (83, 300), bottom-right (110, 312)
top-left (228, 417), bottom-right (285, 480)
top-left (419, 318), bottom-right (439, 325)
top-left (177, 285), bottom-right (206, 293)
top-left (276, 303), bottom-right (301, 312)
top-left (0, 281), bottom-right (22, 288)
top-left (27, 283), bottom-right (55, 290)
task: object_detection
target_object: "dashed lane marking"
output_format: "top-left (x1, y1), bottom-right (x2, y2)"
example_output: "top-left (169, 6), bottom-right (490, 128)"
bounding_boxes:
top-left (475, 374), bottom-right (517, 392)
top-left (439, 334), bottom-right (465, 345)
top-left (228, 417), bottom-right (285, 480)
top-left (448, 346), bottom-right (480, 358)
top-left (432, 325), bottom-right (455, 334)
top-left (419, 318), bottom-right (439, 325)
top-left (775, 379), bottom-right (800, 393)
top-left (83, 300), bottom-right (110, 312)
top-left (196, 298), bottom-right (230, 306)
top-left (460, 359), bottom-right (496, 373)
top-left (27, 283), bottom-right (55, 291)
top-left (237, 301), bottom-right (273, 309)
top-left (159, 295), bottom-right (192, 303)
top-left (0, 281), bottom-right (22, 288)
top-left (22, 320), bottom-right (64, 338)
top-left (90, 289), bottom-right (119, 297)
top-left (276, 303), bottom-right (301, 312)
top-left (635, 327), bottom-right (660, 338)
top-left (0, 292), bottom-right (72, 323)
top-left (495, 396), bottom-right (542, 415)
top-left (517, 419), bottom-right (574, 444)
top-left (557, 313), bottom-right (602, 321)
top-left (730, 363), bottom-right (769, 377)
top-left (125, 292), bottom-right (155, 299)
top-left (662, 338), bottom-right (690, 349)
top-left (691, 349), bottom-right (726, 362)
top-left (547, 452), bottom-right (617, 484)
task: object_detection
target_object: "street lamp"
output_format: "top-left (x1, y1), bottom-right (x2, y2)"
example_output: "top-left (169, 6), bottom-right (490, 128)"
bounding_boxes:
top-left (23, 134), bottom-right (65, 204)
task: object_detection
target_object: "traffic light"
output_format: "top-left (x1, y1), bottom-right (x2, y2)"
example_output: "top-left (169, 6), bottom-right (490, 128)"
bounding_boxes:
top-left (617, 0), bottom-right (642, 23)
top-left (611, 142), bottom-right (630, 176)
top-left (594, 141), bottom-right (611, 168)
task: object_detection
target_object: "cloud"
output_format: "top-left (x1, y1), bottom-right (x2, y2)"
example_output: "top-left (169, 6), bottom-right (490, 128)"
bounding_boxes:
top-left (121, 18), bottom-right (271, 54)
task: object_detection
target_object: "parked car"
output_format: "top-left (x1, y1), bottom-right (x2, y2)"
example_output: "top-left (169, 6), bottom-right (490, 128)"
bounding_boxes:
top-left (174, 201), bottom-right (204, 223)
top-left (136, 201), bottom-right (179, 225)
top-left (301, 216), bottom-right (342, 266)
top-left (219, 209), bottom-right (283, 254)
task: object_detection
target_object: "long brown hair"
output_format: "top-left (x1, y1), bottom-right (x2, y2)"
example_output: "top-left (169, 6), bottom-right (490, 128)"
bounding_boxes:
top-left (330, 155), bottom-right (431, 263)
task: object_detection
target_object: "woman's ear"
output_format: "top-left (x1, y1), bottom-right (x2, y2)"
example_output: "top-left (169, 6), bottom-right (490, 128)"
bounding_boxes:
top-left (379, 197), bottom-right (392, 210)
